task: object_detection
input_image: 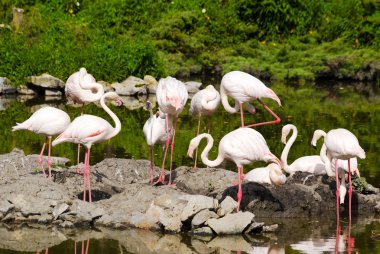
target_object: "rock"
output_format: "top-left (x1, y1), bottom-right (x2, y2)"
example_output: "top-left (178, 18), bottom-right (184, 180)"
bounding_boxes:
top-left (45, 90), bottom-right (62, 96)
top-left (192, 226), bottom-right (214, 235)
top-left (129, 204), bottom-right (162, 230)
top-left (207, 211), bottom-right (254, 235)
top-left (263, 224), bottom-right (279, 232)
top-left (112, 76), bottom-right (147, 96)
top-left (375, 201), bottom-right (380, 213)
top-left (180, 195), bottom-right (218, 222)
top-left (185, 81), bottom-right (202, 93)
top-left (144, 75), bottom-right (158, 94)
top-left (0, 200), bottom-right (14, 215)
top-left (53, 203), bottom-right (69, 219)
top-left (244, 222), bottom-right (264, 234)
top-left (192, 209), bottom-right (218, 228)
top-left (218, 196), bottom-right (238, 216)
top-left (27, 74), bottom-right (65, 89)
top-left (98, 80), bottom-right (114, 92)
top-left (68, 200), bottom-right (105, 225)
top-left (207, 235), bottom-right (255, 252)
top-left (17, 85), bottom-right (36, 95)
top-left (158, 212), bottom-right (182, 233)
top-left (0, 77), bottom-right (17, 94)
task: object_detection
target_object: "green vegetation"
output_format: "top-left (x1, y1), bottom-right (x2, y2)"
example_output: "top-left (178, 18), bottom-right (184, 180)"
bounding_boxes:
top-left (1, 0), bottom-right (380, 85)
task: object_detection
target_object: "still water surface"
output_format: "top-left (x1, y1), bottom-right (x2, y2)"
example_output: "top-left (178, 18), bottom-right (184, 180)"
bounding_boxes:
top-left (0, 80), bottom-right (379, 253)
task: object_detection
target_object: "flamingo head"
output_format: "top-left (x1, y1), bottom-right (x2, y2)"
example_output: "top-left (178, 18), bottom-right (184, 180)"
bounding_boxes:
top-left (107, 92), bottom-right (123, 106)
top-left (281, 125), bottom-right (292, 144)
top-left (187, 135), bottom-right (202, 159)
top-left (266, 88), bottom-right (282, 106)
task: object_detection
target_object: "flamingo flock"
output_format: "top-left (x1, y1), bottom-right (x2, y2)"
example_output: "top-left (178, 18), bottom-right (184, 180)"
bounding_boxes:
top-left (13, 69), bottom-right (366, 224)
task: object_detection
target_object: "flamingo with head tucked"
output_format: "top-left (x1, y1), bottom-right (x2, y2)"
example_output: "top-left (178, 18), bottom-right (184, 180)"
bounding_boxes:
top-left (65, 67), bottom-right (105, 172)
top-left (154, 76), bottom-right (188, 185)
top-left (189, 85), bottom-right (220, 169)
top-left (12, 106), bottom-right (71, 179)
top-left (312, 128), bottom-right (365, 222)
top-left (52, 92), bottom-right (122, 202)
top-left (220, 71), bottom-right (281, 128)
top-left (245, 163), bottom-right (286, 186)
top-left (143, 101), bottom-right (173, 184)
top-left (188, 128), bottom-right (281, 211)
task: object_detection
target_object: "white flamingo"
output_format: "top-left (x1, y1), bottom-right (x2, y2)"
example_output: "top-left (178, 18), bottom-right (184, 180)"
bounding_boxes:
top-left (188, 128), bottom-right (281, 211)
top-left (220, 71), bottom-right (281, 128)
top-left (245, 163), bottom-right (286, 186)
top-left (189, 85), bottom-right (220, 169)
top-left (65, 67), bottom-right (105, 172)
top-left (52, 92), bottom-right (122, 202)
top-left (311, 128), bottom-right (365, 222)
top-left (12, 106), bottom-right (70, 179)
top-left (143, 101), bottom-right (172, 184)
top-left (155, 76), bottom-right (188, 185)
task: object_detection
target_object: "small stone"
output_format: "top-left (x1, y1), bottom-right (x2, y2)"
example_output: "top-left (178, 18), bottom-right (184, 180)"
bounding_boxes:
top-left (192, 209), bottom-right (218, 228)
top-left (60, 220), bottom-right (74, 228)
top-left (0, 200), bottom-right (14, 214)
top-left (207, 211), bottom-right (254, 235)
top-left (180, 195), bottom-right (218, 222)
top-left (53, 203), bottom-right (69, 219)
top-left (263, 224), bottom-right (279, 232)
top-left (218, 196), bottom-right (238, 216)
top-left (244, 222), bottom-right (265, 234)
top-left (192, 227), bottom-right (214, 235)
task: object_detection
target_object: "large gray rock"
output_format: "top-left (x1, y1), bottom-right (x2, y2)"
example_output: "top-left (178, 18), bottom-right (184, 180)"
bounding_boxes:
top-left (144, 75), bottom-right (158, 94)
top-left (27, 74), bottom-right (65, 89)
top-left (207, 211), bottom-right (254, 235)
top-left (180, 195), bottom-right (218, 221)
top-left (0, 77), bottom-right (17, 94)
top-left (192, 209), bottom-right (218, 228)
top-left (218, 196), bottom-right (238, 216)
top-left (185, 81), bottom-right (202, 93)
top-left (112, 76), bottom-right (147, 96)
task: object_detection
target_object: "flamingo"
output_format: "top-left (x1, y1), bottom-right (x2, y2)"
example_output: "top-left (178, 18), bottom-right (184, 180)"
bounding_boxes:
top-left (281, 124), bottom-right (327, 175)
top-left (154, 76), bottom-right (188, 185)
top-left (189, 85), bottom-right (220, 169)
top-left (311, 128), bottom-right (365, 222)
top-left (187, 128), bottom-right (281, 211)
top-left (12, 106), bottom-right (71, 179)
top-left (143, 101), bottom-right (173, 184)
top-left (220, 71), bottom-right (281, 128)
top-left (52, 92), bottom-right (122, 202)
top-left (245, 163), bottom-right (286, 186)
top-left (65, 67), bottom-right (105, 172)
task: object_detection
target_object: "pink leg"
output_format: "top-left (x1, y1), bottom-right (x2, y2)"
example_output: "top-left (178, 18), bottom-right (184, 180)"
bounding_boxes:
top-left (206, 116), bottom-right (211, 170)
top-left (335, 159), bottom-right (340, 222)
top-left (239, 102), bottom-right (245, 127)
top-left (85, 239), bottom-right (90, 254)
top-left (236, 166), bottom-right (243, 211)
top-left (39, 140), bottom-right (47, 178)
top-left (335, 221), bottom-right (341, 254)
top-left (45, 249), bottom-right (48, 254)
top-left (154, 115), bottom-right (171, 185)
top-left (193, 113), bottom-right (201, 170)
top-left (75, 241), bottom-right (77, 254)
top-left (76, 105), bottom-right (84, 174)
top-left (149, 146), bottom-right (154, 184)
top-left (83, 149), bottom-right (89, 202)
top-left (347, 159), bottom-right (352, 222)
top-left (168, 118), bottom-right (178, 186)
top-left (244, 99), bottom-right (281, 128)
top-left (47, 137), bottom-right (52, 180)
top-left (87, 148), bottom-right (92, 203)
top-left (81, 240), bottom-right (85, 254)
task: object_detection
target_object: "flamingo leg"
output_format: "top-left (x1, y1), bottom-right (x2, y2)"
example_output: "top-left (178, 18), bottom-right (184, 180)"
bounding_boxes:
top-left (87, 148), bottom-right (92, 203)
top-left (154, 115), bottom-right (170, 185)
top-left (347, 159), bottom-right (352, 222)
top-left (168, 117), bottom-right (178, 186)
top-left (335, 220), bottom-right (341, 254)
top-left (149, 145), bottom-right (154, 184)
top-left (47, 137), bottom-right (52, 180)
top-left (75, 241), bottom-right (77, 254)
top-left (206, 115), bottom-right (211, 170)
top-left (244, 99), bottom-right (281, 128)
top-left (76, 104), bottom-right (84, 174)
top-left (85, 239), bottom-right (90, 254)
top-left (335, 159), bottom-right (340, 222)
top-left (239, 102), bottom-right (245, 127)
top-left (38, 139), bottom-right (47, 178)
top-left (193, 113), bottom-right (201, 170)
top-left (81, 240), bottom-right (85, 254)
top-left (236, 166), bottom-right (243, 211)
top-left (83, 148), bottom-right (89, 202)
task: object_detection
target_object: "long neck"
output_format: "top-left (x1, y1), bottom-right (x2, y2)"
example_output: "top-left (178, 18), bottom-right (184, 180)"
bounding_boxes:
top-left (269, 166), bottom-right (286, 185)
top-left (196, 133), bottom-right (225, 167)
top-left (220, 85), bottom-right (239, 113)
top-left (101, 93), bottom-right (121, 139)
top-left (281, 126), bottom-right (297, 174)
top-left (320, 144), bottom-right (335, 176)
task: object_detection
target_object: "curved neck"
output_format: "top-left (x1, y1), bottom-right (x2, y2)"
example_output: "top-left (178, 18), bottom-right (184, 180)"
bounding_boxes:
top-left (281, 126), bottom-right (297, 174)
top-left (83, 82), bottom-right (105, 101)
top-left (220, 85), bottom-right (239, 113)
top-left (101, 92), bottom-right (121, 139)
top-left (195, 133), bottom-right (225, 167)
top-left (320, 144), bottom-right (334, 176)
top-left (269, 165), bottom-right (286, 185)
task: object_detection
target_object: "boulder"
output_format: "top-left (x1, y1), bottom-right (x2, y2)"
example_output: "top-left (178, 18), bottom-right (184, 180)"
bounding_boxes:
top-left (0, 77), bottom-right (17, 94)
top-left (207, 211), bottom-right (254, 235)
top-left (112, 76), bottom-right (147, 96)
top-left (27, 74), bottom-right (65, 90)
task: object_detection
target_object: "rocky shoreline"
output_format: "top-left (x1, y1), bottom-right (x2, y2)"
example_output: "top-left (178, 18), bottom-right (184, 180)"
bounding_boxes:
top-left (0, 149), bottom-right (379, 236)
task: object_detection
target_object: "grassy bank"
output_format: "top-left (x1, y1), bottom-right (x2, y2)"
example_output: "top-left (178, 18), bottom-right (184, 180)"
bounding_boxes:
top-left (1, 0), bottom-right (380, 85)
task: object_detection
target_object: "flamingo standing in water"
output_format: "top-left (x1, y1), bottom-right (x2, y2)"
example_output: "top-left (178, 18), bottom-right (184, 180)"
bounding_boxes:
top-left (245, 163), bottom-right (286, 186)
top-left (189, 85), bottom-right (220, 169)
top-left (220, 71), bottom-right (281, 128)
top-left (53, 92), bottom-right (122, 202)
top-left (12, 106), bottom-right (71, 179)
top-left (312, 128), bottom-right (365, 222)
top-left (188, 128), bottom-right (281, 211)
top-left (65, 67), bottom-right (105, 172)
top-left (155, 76), bottom-right (188, 185)
top-left (143, 101), bottom-right (173, 184)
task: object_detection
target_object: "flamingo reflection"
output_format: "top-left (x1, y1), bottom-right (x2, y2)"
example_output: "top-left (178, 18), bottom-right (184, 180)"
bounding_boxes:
top-left (74, 239), bottom-right (90, 254)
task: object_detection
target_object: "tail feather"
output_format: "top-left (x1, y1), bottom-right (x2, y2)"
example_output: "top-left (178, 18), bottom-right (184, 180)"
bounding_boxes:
top-left (12, 123), bottom-right (24, 132)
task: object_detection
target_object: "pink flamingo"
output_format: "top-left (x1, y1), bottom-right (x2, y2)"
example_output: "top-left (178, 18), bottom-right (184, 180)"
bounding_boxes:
top-left (245, 163), bottom-right (286, 186)
top-left (65, 67), bottom-right (105, 173)
top-left (143, 101), bottom-right (172, 184)
top-left (312, 128), bottom-right (365, 222)
top-left (187, 128), bottom-right (281, 211)
top-left (12, 106), bottom-right (70, 179)
top-left (154, 76), bottom-right (188, 185)
top-left (52, 92), bottom-right (122, 202)
top-left (220, 71), bottom-right (281, 128)
top-left (189, 85), bottom-right (220, 169)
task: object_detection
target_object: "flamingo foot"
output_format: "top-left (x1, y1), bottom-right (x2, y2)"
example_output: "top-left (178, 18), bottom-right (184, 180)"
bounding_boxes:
top-left (153, 172), bottom-right (166, 186)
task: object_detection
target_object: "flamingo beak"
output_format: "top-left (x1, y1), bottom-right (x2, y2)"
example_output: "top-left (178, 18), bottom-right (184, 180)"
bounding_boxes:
top-left (281, 135), bottom-right (287, 144)
top-left (187, 147), bottom-right (194, 158)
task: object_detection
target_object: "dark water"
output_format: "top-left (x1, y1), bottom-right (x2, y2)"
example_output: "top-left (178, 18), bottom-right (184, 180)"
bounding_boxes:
top-left (0, 80), bottom-right (380, 253)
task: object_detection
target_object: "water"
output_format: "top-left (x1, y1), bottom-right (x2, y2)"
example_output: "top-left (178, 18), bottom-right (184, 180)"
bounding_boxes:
top-left (0, 80), bottom-right (380, 253)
